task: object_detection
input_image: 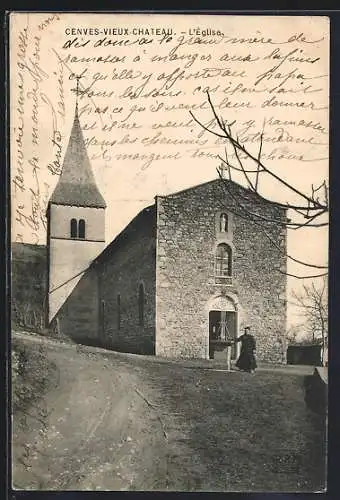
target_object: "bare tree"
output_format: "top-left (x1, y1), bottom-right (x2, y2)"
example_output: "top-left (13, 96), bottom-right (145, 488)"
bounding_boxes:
top-left (291, 277), bottom-right (328, 364)
top-left (190, 92), bottom-right (329, 280)
top-left (286, 324), bottom-right (302, 345)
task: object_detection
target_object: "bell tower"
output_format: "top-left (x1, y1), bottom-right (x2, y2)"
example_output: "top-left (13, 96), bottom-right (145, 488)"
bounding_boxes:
top-left (46, 88), bottom-right (106, 325)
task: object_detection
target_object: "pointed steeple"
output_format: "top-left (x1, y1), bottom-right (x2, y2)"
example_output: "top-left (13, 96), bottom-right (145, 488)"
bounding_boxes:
top-left (49, 101), bottom-right (106, 209)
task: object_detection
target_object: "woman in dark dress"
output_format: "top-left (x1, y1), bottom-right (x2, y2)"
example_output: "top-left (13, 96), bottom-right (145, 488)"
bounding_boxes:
top-left (235, 326), bottom-right (257, 373)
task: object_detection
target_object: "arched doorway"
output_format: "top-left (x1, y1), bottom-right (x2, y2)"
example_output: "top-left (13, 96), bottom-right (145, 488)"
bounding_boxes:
top-left (207, 295), bottom-right (239, 360)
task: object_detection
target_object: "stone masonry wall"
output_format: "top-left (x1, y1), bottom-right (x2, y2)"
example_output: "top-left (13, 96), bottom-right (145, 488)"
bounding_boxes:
top-left (57, 267), bottom-right (100, 343)
top-left (97, 207), bottom-right (156, 354)
top-left (155, 180), bottom-right (287, 362)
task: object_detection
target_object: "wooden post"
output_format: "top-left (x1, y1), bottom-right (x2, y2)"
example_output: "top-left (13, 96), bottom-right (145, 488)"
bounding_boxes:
top-left (226, 344), bottom-right (232, 371)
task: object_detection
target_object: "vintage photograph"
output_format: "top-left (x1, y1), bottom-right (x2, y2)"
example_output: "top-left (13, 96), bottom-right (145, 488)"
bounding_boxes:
top-left (10, 12), bottom-right (328, 492)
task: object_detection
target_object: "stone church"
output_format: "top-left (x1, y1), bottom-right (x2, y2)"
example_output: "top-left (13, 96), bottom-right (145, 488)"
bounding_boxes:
top-left (46, 104), bottom-right (288, 363)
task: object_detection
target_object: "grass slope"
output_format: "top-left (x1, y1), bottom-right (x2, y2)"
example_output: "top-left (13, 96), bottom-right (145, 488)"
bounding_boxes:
top-left (12, 335), bottom-right (326, 492)
top-left (11, 243), bottom-right (47, 331)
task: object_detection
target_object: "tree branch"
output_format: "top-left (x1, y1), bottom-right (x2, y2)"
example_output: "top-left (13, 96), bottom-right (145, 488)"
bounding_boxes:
top-left (218, 176), bottom-right (328, 271)
top-left (217, 169), bottom-right (328, 229)
top-left (217, 158), bottom-right (326, 213)
top-left (276, 269), bottom-right (328, 279)
top-left (191, 91), bottom-right (328, 211)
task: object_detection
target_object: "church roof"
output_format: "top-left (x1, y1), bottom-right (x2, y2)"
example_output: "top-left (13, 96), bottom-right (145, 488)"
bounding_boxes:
top-left (92, 204), bottom-right (156, 266)
top-left (49, 105), bottom-right (106, 209)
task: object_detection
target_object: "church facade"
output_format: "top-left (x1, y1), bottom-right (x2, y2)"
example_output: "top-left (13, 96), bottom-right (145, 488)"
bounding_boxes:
top-left (47, 106), bottom-right (288, 363)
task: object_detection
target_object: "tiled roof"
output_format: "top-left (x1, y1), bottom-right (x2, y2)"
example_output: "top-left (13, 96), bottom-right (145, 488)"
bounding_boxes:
top-left (49, 105), bottom-right (106, 208)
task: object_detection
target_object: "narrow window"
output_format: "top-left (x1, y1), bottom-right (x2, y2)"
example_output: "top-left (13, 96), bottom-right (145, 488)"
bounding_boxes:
top-left (117, 294), bottom-right (121, 330)
top-left (215, 243), bottom-right (232, 283)
top-left (78, 219), bottom-right (86, 239)
top-left (138, 283), bottom-right (144, 327)
top-left (70, 218), bottom-right (77, 238)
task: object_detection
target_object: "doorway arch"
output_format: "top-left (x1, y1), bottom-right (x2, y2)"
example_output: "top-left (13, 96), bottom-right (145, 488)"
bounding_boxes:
top-left (206, 294), bottom-right (241, 360)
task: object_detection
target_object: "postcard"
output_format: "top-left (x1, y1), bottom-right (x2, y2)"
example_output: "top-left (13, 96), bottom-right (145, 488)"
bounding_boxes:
top-left (10, 12), bottom-right (328, 492)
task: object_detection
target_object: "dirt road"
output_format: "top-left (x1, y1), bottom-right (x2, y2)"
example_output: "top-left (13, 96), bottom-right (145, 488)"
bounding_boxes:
top-left (12, 333), bottom-right (326, 492)
top-left (12, 338), bottom-right (171, 490)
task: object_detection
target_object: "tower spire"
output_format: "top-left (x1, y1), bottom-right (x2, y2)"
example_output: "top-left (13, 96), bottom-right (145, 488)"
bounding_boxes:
top-left (48, 78), bottom-right (106, 209)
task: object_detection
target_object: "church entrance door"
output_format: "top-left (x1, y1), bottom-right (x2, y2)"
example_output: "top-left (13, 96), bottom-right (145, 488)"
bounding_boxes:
top-left (209, 310), bottom-right (237, 360)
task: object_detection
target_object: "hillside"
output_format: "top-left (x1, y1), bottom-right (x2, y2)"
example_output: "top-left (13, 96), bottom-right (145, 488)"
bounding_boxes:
top-left (11, 243), bottom-right (47, 331)
top-left (12, 333), bottom-right (326, 492)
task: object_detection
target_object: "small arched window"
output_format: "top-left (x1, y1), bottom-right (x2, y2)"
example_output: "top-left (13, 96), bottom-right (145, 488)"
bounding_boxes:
top-left (70, 218), bottom-right (86, 239)
top-left (117, 294), bottom-right (121, 330)
top-left (215, 243), bottom-right (232, 283)
top-left (78, 219), bottom-right (86, 239)
top-left (138, 283), bottom-right (145, 327)
top-left (70, 218), bottom-right (77, 238)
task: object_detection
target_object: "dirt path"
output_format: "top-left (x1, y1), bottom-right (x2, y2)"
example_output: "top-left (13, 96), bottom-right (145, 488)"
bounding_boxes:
top-left (12, 333), bottom-right (326, 492)
top-left (12, 341), bottom-right (169, 490)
